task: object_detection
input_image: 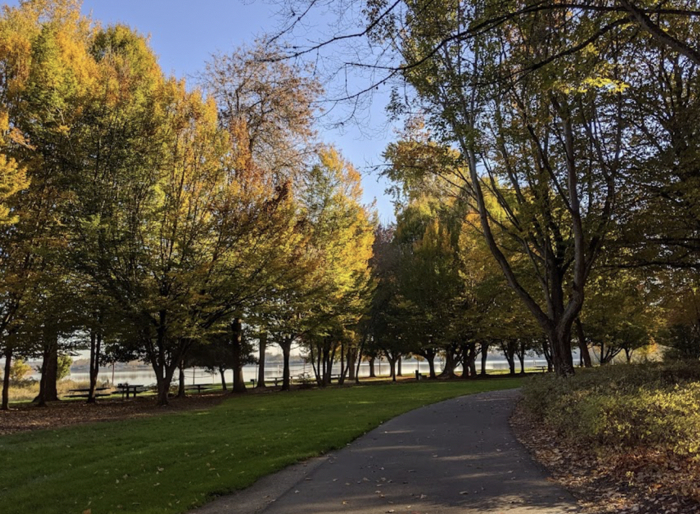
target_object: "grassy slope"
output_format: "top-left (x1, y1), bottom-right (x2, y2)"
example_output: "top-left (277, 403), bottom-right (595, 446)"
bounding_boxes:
top-left (1, 378), bottom-right (522, 514)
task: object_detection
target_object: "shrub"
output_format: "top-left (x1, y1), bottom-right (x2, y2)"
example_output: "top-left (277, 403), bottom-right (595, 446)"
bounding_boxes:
top-left (9, 359), bottom-right (32, 384)
top-left (522, 362), bottom-right (700, 457)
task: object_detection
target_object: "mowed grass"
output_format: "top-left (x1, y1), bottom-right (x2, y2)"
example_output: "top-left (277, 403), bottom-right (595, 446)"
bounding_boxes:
top-left (1, 377), bottom-right (522, 514)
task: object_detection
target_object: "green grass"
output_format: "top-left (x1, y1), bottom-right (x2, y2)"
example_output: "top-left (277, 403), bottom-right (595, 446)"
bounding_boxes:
top-left (1, 377), bottom-right (522, 514)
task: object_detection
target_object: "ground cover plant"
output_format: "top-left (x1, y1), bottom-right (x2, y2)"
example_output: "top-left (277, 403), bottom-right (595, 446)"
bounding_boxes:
top-left (0, 378), bottom-right (521, 514)
top-left (519, 362), bottom-right (700, 511)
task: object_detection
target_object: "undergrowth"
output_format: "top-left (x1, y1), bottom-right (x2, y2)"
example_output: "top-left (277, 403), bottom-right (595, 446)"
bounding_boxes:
top-left (522, 361), bottom-right (700, 457)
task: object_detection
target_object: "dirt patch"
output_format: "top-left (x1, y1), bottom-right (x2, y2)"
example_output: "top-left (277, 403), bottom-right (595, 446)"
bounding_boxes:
top-left (0, 392), bottom-right (229, 436)
top-left (511, 401), bottom-right (700, 514)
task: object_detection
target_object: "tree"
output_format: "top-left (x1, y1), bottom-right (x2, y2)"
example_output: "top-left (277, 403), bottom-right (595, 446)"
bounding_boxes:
top-left (0, 0), bottom-right (95, 409)
top-left (274, 0), bottom-right (700, 377)
top-left (2, 358), bottom-right (31, 383)
top-left (657, 271), bottom-right (700, 360)
top-left (582, 269), bottom-right (654, 364)
top-left (71, 29), bottom-right (305, 404)
top-left (201, 40), bottom-right (321, 186)
top-left (297, 148), bottom-right (375, 387)
top-left (373, 1), bottom-right (633, 375)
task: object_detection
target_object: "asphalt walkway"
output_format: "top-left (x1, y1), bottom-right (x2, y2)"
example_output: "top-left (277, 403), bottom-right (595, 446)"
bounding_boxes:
top-left (194, 388), bottom-right (581, 514)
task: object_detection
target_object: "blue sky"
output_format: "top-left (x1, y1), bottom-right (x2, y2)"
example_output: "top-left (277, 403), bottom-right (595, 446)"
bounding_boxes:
top-left (8, 0), bottom-right (397, 221)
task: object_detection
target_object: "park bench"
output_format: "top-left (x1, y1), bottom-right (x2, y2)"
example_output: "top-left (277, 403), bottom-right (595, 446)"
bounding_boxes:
top-left (65, 387), bottom-right (110, 399)
top-left (117, 383), bottom-right (148, 399)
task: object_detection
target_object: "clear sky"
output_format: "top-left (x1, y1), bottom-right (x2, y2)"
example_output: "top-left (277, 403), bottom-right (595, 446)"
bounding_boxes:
top-left (7, 0), bottom-right (397, 222)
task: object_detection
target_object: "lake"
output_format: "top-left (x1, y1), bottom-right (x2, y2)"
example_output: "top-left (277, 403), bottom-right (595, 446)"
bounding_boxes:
top-left (64, 357), bottom-right (550, 386)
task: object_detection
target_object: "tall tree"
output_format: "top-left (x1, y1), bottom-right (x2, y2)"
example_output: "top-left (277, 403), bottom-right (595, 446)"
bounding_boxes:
top-left (201, 40), bottom-right (321, 186)
top-left (298, 148), bottom-right (375, 386)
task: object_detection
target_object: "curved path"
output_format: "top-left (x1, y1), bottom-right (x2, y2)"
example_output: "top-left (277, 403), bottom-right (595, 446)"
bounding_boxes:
top-left (194, 389), bottom-right (581, 514)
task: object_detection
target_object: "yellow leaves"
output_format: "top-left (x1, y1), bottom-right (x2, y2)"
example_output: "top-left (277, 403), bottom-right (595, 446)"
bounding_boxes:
top-left (557, 76), bottom-right (631, 95)
top-left (230, 117), bottom-right (254, 176)
top-left (0, 153), bottom-right (29, 224)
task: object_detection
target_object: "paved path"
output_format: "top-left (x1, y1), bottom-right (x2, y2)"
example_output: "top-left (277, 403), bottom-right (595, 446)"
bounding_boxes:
top-left (194, 389), bottom-right (581, 514)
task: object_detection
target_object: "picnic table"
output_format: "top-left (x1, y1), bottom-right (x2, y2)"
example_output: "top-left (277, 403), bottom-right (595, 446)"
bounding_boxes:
top-left (66, 387), bottom-right (110, 399)
top-left (117, 383), bottom-right (148, 399)
top-left (293, 372), bottom-right (311, 382)
top-left (184, 384), bottom-right (212, 394)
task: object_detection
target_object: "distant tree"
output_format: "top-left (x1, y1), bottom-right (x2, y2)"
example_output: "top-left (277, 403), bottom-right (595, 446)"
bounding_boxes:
top-left (658, 271), bottom-right (700, 361)
top-left (187, 337), bottom-right (235, 391)
top-left (297, 148), bottom-right (375, 387)
top-left (7, 359), bottom-right (31, 384)
top-left (582, 270), bottom-right (654, 364)
top-left (57, 354), bottom-right (72, 382)
top-left (662, 324), bottom-right (700, 361)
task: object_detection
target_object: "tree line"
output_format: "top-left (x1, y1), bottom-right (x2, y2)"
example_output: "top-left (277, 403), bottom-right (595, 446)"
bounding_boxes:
top-left (0, 0), bottom-right (376, 408)
top-left (4, 0), bottom-right (700, 410)
top-left (272, 0), bottom-right (700, 376)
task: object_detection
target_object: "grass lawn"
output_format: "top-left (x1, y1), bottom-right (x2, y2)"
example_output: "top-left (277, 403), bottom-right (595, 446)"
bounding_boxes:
top-left (1, 377), bottom-right (522, 514)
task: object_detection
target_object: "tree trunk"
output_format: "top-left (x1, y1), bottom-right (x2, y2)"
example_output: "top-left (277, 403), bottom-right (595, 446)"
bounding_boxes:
top-left (321, 342), bottom-right (329, 387)
top-left (502, 342), bottom-right (516, 375)
top-left (548, 327), bottom-right (576, 375)
top-left (87, 330), bottom-right (102, 404)
top-left (419, 348), bottom-right (437, 379)
top-left (44, 341), bottom-right (59, 401)
top-left (219, 367), bottom-right (227, 391)
top-left (461, 343), bottom-right (477, 379)
top-left (480, 342), bottom-right (489, 376)
top-left (339, 340), bottom-right (346, 385)
top-left (354, 339), bottom-right (365, 384)
top-left (427, 356), bottom-right (436, 379)
top-left (35, 328), bottom-right (59, 407)
top-left (397, 357), bottom-right (402, 377)
top-left (347, 347), bottom-right (357, 381)
top-left (321, 339), bottom-right (335, 387)
top-left (2, 344), bottom-right (12, 410)
top-left (368, 356), bottom-right (376, 377)
top-left (575, 318), bottom-right (593, 368)
top-left (154, 364), bottom-right (177, 406)
top-left (387, 354), bottom-right (397, 382)
top-left (468, 343), bottom-right (478, 377)
top-left (541, 337), bottom-right (553, 371)
top-left (310, 341), bottom-right (322, 385)
top-left (280, 336), bottom-right (292, 391)
top-left (145, 318), bottom-right (184, 407)
top-left (439, 345), bottom-right (458, 378)
top-left (231, 318), bottom-right (247, 394)
top-left (517, 341), bottom-right (526, 374)
top-left (177, 361), bottom-right (186, 398)
top-left (256, 332), bottom-right (267, 388)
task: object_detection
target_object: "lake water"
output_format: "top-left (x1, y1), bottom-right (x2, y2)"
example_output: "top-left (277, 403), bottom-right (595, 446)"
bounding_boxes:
top-left (64, 357), bottom-right (550, 386)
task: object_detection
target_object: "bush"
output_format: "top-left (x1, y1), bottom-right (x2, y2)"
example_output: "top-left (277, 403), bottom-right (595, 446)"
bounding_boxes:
top-left (9, 359), bottom-right (32, 383)
top-left (57, 354), bottom-right (72, 381)
top-left (0, 359), bottom-right (32, 385)
top-left (522, 362), bottom-right (700, 457)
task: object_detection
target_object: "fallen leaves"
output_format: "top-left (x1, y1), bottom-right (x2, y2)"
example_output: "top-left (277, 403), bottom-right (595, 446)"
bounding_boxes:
top-left (0, 393), bottom-right (226, 435)
top-left (511, 402), bottom-right (700, 513)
